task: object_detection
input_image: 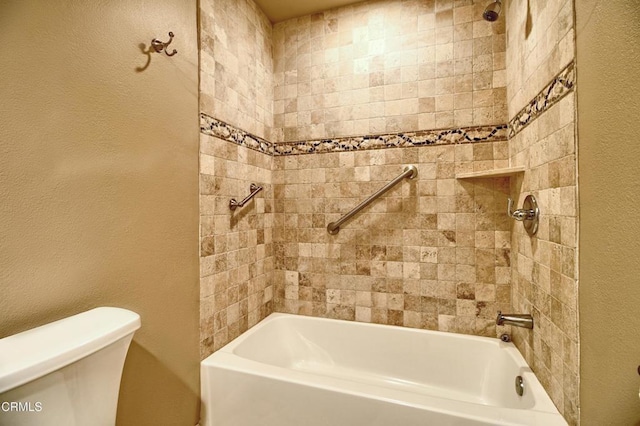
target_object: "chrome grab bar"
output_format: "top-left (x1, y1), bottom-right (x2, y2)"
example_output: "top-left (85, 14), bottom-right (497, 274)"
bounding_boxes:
top-left (229, 183), bottom-right (263, 210)
top-left (327, 165), bottom-right (418, 235)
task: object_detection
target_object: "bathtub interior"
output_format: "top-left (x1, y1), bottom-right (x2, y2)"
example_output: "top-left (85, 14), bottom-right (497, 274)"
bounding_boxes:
top-left (226, 314), bottom-right (536, 410)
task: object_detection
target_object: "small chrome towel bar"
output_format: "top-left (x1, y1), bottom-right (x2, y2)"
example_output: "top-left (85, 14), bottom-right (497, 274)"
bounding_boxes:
top-left (229, 183), bottom-right (263, 210)
top-left (327, 165), bottom-right (418, 235)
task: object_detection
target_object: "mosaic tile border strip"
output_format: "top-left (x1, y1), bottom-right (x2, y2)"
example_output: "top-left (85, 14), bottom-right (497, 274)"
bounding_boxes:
top-left (200, 113), bottom-right (507, 157)
top-left (509, 61), bottom-right (575, 138)
top-left (272, 125), bottom-right (508, 156)
top-left (201, 62), bottom-right (575, 155)
top-left (200, 113), bottom-right (275, 156)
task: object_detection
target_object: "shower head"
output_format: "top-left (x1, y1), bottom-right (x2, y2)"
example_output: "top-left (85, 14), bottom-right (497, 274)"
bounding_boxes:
top-left (482, 0), bottom-right (502, 22)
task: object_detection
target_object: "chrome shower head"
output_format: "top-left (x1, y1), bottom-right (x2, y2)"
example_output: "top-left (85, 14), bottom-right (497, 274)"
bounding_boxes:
top-left (482, 0), bottom-right (502, 22)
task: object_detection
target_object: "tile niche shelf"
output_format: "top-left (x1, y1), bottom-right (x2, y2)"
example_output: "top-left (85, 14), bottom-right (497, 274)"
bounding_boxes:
top-left (455, 166), bottom-right (525, 179)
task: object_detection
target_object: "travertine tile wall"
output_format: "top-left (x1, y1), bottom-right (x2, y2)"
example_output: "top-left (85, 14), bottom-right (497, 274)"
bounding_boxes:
top-left (199, 5), bottom-right (580, 424)
top-left (273, 141), bottom-right (513, 337)
top-left (199, 134), bottom-right (275, 359)
top-left (200, 0), bottom-right (274, 140)
top-left (272, 0), bottom-right (507, 142)
top-left (505, 1), bottom-right (578, 424)
top-left (505, 0), bottom-right (574, 117)
top-left (199, 0), bottom-right (276, 359)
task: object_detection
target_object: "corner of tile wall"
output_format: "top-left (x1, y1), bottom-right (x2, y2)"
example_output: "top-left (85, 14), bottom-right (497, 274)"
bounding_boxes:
top-left (505, 0), bottom-right (578, 423)
top-left (199, 133), bottom-right (275, 359)
top-left (507, 91), bottom-right (578, 424)
top-left (199, 0), bottom-right (274, 142)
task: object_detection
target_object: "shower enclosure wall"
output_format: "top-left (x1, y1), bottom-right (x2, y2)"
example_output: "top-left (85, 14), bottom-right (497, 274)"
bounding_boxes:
top-left (198, 0), bottom-right (578, 424)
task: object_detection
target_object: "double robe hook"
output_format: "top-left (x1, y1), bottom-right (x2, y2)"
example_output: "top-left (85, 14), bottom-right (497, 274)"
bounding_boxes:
top-left (151, 32), bottom-right (177, 57)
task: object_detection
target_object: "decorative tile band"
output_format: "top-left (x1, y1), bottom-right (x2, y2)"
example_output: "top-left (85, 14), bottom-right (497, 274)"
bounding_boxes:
top-left (509, 61), bottom-right (575, 138)
top-left (201, 62), bottom-right (574, 155)
top-left (201, 113), bottom-right (507, 157)
top-left (272, 125), bottom-right (507, 156)
top-left (200, 113), bottom-right (275, 156)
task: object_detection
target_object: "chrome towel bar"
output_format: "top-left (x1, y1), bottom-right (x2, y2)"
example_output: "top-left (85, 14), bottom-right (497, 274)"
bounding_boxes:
top-left (229, 183), bottom-right (263, 210)
top-left (327, 165), bottom-right (418, 235)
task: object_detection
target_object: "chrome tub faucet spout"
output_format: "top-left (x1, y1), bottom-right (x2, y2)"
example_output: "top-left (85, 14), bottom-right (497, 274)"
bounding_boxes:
top-left (496, 311), bottom-right (534, 329)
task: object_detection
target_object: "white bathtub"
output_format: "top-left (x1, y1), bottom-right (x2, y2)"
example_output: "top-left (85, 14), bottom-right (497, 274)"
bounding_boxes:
top-left (201, 313), bottom-right (567, 426)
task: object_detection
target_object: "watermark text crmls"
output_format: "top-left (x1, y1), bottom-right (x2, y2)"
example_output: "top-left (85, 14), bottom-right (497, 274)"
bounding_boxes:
top-left (1, 401), bottom-right (43, 412)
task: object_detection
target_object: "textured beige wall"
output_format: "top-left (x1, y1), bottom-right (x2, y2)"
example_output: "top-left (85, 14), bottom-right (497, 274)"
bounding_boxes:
top-left (576, 0), bottom-right (640, 424)
top-left (0, 1), bottom-right (200, 425)
top-left (272, 0), bottom-right (508, 142)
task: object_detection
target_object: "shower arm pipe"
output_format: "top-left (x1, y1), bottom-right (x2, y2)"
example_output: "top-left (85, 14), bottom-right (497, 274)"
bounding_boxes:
top-left (327, 165), bottom-right (418, 235)
top-left (229, 183), bottom-right (263, 210)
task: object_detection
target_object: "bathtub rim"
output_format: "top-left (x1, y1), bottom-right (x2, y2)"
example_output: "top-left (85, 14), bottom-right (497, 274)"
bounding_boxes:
top-left (201, 312), bottom-right (566, 425)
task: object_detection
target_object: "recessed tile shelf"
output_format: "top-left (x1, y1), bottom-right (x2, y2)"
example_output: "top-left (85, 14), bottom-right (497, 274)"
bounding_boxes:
top-left (455, 166), bottom-right (526, 179)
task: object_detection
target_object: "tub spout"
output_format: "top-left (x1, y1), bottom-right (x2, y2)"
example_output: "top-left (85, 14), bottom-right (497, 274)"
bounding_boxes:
top-left (496, 311), bottom-right (533, 329)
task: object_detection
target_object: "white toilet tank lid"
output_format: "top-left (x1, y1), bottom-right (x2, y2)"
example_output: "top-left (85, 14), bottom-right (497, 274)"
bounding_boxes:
top-left (0, 307), bottom-right (141, 393)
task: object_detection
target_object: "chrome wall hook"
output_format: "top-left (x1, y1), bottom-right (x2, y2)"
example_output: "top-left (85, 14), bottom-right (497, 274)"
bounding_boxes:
top-left (508, 195), bottom-right (540, 236)
top-left (151, 32), bottom-right (177, 57)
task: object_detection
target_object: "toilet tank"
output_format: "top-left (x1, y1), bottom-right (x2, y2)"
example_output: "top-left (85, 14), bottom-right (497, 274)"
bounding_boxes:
top-left (0, 307), bottom-right (141, 425)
